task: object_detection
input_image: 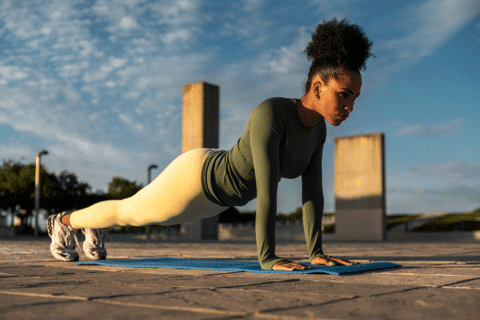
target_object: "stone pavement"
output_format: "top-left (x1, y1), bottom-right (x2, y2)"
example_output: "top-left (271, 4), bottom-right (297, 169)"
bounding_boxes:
top-left (1, 235), bottom-right (480, 320)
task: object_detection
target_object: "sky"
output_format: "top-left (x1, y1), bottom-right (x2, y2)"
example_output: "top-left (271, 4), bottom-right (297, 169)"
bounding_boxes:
top-left (0, 0), bottom-right (479, 215)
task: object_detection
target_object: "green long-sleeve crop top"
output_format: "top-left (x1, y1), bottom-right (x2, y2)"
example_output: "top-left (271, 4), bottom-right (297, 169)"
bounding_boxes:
top-left (201, 97), bottom-right (326, 269)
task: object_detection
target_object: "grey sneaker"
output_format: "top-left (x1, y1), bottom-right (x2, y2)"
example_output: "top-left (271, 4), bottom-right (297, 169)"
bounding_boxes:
top-left (47, 212), bottom-right (80, 262)
top-left (82, 228), bottom-right (108, 260)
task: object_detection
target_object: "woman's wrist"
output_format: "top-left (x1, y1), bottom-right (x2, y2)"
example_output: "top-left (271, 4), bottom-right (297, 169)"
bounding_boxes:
top-left (261, 257), bottom-right (285, 270)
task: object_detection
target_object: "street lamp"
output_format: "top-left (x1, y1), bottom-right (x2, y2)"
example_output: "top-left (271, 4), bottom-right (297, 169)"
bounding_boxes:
top-left (34, 149), bottom-right (49, 238)
top-left (148, 164), bottom-right (158, 185)
top-left (146, 164), bottom-right (158, 240)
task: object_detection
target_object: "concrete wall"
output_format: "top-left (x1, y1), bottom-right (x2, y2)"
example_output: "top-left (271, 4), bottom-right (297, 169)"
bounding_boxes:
top-left (334, 133), bottom-right (386, 241)
top-left (181, 82), bottom-right (219, 153)
top-left (181, 82), bottom-right (220, 240)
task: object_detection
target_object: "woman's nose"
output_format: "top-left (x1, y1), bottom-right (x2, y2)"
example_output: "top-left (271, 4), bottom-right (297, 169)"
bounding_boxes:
top-left (344, 104), bottom-right (354, 113)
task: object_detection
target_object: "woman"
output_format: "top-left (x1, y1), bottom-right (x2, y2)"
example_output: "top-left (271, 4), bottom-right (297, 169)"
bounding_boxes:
top-left (48, 18), bottom-right (373, 271)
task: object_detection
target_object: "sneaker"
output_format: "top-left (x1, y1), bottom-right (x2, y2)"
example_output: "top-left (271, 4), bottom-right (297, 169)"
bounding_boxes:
top-left (82, 228), bottom-right (108, 260)
top-left (47, 212), bottom-right (80, 262)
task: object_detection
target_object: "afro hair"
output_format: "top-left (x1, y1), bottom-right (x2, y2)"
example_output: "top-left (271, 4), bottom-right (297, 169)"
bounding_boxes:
top-left (304, 18), bottom-right (373, 93)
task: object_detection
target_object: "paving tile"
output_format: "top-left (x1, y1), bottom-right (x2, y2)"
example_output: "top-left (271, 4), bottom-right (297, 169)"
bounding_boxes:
top-left (0, 294), bottom-right (209, 320)
top-left (266, 287), bottom-right (480, 320)
top-left (442, 278), bottom-right (480, 289)
top-left (1, 281), bottom-right (167, 300)
top-left (104, 287), bottom-right (336, 314)
top-left (242, 281), bottom-right (418, 298)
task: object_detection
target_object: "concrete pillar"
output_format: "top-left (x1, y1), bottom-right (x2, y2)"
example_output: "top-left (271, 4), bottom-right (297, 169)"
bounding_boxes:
top-left (181, 82), bottom-right (220, 240)
top-left (334, 133), bottom-right (386, 241)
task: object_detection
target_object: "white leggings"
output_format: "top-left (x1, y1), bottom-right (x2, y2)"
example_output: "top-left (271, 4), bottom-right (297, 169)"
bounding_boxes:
top-left (69, 148), bottom-right (226, 229)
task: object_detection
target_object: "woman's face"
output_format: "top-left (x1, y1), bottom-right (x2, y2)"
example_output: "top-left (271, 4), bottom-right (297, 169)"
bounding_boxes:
top-left (314, 69), bottom-right (362, 126)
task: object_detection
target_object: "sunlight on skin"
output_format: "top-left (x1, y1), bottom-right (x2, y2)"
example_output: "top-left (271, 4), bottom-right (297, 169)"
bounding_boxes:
top-left (272, 256), bottom-right (357, 271)
top-left (298, 69), bottom-right (362, 128)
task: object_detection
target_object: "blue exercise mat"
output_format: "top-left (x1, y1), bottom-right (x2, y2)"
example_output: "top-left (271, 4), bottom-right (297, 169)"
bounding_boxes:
top-left (76, 258), bottom-right (400, 275)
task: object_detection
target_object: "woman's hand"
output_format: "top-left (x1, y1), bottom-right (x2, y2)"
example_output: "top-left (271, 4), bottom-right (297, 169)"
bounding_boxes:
top-left (272, 259), bottom-right (312, 271)
top-left (311, 256), bottom-right (358, 266)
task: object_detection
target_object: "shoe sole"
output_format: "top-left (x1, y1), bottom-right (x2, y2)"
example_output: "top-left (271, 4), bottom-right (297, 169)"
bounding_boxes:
top-left (83, 241), bottom-right (107, 260)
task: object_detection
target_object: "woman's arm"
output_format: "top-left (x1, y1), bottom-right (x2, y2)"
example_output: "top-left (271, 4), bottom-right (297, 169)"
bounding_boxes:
top-left (249, 103), bottom-right (285, 270)
top-left (302, 145), bottom-right (358, 266)
top-left (301, 145), bottom-right (325, 261)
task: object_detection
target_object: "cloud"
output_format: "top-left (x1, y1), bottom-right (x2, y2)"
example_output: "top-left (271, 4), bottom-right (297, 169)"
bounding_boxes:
top-left (0, 0), bottom-right (214, 191)
top-left (118, 113), bottom-right (145, 133)
top-left (243, 0), bottom-right (267, 12)
top-left (385, 0), bottom-right (478, 59)
top-left (60, 61), bottom-right (89, 78)
top-left (108, 16), bottom-right (140, 36)
top-left (119, 16), bottom-right (138, 30)
top-left (149, 0), bottom-right (201, 27)
top-left (0, 65), bottom-right (29, 81)
top-left (253, 27), bottom-right (310, 75)
top-left (205, 0), bottom-right (275, 46)
top-left (110, 57), bottom-right (127, 68)
top-left (366, 0), bottom-right (480, 89)
top-left (160, 28), bottom-right (195, 44)
top-left (393, 118), bottom-right (464, 136)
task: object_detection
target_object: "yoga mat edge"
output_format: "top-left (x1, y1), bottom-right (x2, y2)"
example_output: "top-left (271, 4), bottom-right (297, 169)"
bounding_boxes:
top-left (76, 258), bottom-right (400, 275)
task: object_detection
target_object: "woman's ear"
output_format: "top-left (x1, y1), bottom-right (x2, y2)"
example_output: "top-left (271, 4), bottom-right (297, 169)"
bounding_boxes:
top-left (312, 80), bottom-right (323, 99)
top-left (312, 73), bottom-right (326, 98)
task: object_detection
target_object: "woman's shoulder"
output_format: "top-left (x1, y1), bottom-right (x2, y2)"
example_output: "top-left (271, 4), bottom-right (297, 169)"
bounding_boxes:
top-left (258, 97), bottom-right (295, 108)
top-left (252, 97), bottom-right (295, 116)
top-left (247, 98), bottom-right (294, 131)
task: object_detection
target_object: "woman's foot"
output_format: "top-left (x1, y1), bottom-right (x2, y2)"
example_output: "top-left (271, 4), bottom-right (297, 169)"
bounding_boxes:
top-left (82, 228), bottom-right (108, 260)
top-left (47, 212), bottom-right (80, 262)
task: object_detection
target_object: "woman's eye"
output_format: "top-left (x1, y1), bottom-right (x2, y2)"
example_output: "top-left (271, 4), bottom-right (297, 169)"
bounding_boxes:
top-left (341, 92), bottom-right (350, 99)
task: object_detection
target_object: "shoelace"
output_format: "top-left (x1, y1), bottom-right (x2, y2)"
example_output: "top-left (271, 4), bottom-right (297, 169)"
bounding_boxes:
top-left (85, 229), bottom-right (110, 247)
top-left (95, 229), bottom-right (111, 246)
top-left (65, 227), bottom-right (80, 250)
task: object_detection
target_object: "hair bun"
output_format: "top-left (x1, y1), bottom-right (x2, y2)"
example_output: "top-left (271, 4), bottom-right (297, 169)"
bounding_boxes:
top-left (305, 18), bottom-right (373, 71)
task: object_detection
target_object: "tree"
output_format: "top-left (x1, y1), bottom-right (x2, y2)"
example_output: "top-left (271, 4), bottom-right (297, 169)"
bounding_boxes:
top-left (0, 160), bottom-right (36, 212)
top-left (0, 159), bottom-right (95, 217)
top-left (58, 171), bottom-right (91, 197)
top-left (44, 170), bottom-right (93, 212)
top-left (287, 207), bottom-right (303, 220)
top-left (0, 160), bottom-right (58, 232)
top-left (108, 176), bottom-right (143, 199)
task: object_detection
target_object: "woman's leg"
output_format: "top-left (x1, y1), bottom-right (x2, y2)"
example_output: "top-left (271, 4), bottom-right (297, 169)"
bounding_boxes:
top-left (69, 148), bottom-right (226, 229)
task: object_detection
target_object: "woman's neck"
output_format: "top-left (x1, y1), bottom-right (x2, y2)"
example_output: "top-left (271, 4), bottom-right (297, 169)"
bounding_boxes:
top-left (297, 96), bottom-right (323, 128)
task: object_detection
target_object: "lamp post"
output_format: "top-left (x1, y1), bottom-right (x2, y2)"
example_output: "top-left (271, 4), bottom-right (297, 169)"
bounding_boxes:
top-left (34, 150), bottom-right (49, 238)
top-left (145, 164), bottom-right (158, 240)
top-left (148, 164), bottom-right (158, 185)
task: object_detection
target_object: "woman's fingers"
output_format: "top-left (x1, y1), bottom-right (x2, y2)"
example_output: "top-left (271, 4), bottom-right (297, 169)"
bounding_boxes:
top-left (311, 256), bottom-right (358, 266)
top-left (310, 257), bottom-right (335, 266)
top-left (272, 257), bottom-right (359, 271)
top-left (329, 257), bottom-right (356, 266)
top-left (272, 260), bottom-right (312, 271)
